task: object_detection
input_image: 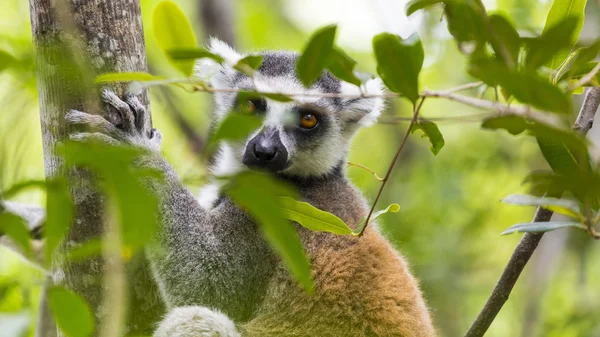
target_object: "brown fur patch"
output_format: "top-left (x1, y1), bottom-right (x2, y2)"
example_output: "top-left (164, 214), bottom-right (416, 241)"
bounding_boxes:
top-left (240, 176), bottom-right (435, 337)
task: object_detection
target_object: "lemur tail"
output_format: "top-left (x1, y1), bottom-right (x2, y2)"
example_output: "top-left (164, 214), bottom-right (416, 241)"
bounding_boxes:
top-left (155, 306), bottom-right (241, 337)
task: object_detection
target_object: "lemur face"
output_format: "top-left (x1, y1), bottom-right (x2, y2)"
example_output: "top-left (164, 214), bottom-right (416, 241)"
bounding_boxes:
top-left (198, 39), bottom-right (384, 178)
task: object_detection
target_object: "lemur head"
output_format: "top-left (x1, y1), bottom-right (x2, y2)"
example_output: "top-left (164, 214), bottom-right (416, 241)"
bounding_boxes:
top-left (197, 39), bottom-right (384, 179)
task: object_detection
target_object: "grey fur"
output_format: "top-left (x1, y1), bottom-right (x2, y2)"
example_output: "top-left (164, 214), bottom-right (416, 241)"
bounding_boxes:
top-left (4, 42), bottom-right (422, 336)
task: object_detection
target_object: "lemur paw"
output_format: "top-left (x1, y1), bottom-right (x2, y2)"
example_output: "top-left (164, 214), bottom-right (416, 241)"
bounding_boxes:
top-left (154, 306), bottom-right (240, 337)
top-left (66, 90), bottom-right (162, 152)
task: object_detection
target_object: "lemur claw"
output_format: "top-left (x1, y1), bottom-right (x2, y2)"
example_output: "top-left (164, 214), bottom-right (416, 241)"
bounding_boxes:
top-left (66, 90), bottom-right (161, 151)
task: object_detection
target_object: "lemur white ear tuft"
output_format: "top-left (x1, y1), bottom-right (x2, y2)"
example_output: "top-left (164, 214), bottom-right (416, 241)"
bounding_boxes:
top-left (208, 37), bottom-right (243, 64)
top-left (340, 77), bottom-right (385, 127)
top-left (193, 38), bottom-right (244, 89)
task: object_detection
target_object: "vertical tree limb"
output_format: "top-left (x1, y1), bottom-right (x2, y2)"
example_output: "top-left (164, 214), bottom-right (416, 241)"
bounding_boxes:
top-left (28, 0), bottom-right (163, 335)
top-left (464, 86), bottom-right (600, 337)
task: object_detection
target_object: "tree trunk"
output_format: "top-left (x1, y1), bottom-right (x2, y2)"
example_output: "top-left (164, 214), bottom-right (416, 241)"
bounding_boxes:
top-left (28, 0), bottom-right (163, 335)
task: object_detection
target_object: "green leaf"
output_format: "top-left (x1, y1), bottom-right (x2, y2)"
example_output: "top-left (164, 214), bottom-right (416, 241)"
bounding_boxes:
top-left (469, 58), bottom-right (571, 113)
top-left (296, 24), bottom-right (338, 87)
top-left (45, 179), bottom-right (74, 264)
top-left (278, 196), bottom-right (353, 235)
top-left (373, 33), bottom-right (424, 104)
top-left (0, 212), bottom-right (32, 256)
top-left (48, 286), bottom-right (95, 337)
top-left (533, 124), bottom-right (590, 178)
top-left (208, 113), bottom-right (263, 147)
top-left (525, 17), bottom-right (579, 70)
top-left (560, 61), bottom-right (600, 86)
top-left (225, 172), bottom-right (313, 293)
top-left (505, 73), bottom-right (570, 113)
top-left (95, 72), bottom-right (165, 84)
top-left (502, 194), bottom-right (584, 220)
top-left (326, 47), bottom-right (362, 87)
top-left (2, 180), bottom-right (47, 199)
top-left (153, 0), bottom-right (198, 76)
top-left (501, 221), bottom-right (587, 235)
top-left (233, 55), bottom-right (264, 77)
top-left (543, 0), bottom-right (588, 70)
top-left (406, 0), bottom-right (445, 16)
top-left (481, 115), bottom-right (529, 135)
top-left (166, 47), bottom-right (224, 63)
top-left (575, 39), bottom-right (600, 64)
top-left (61, 142), bottom-right (161, 253)
top-left (367, 203), bottom-right (401, 224)
top-left (353, 204), bottom-right (401, 235)
top-left (488, 14), bottom-right (520, 68)
top-left (259, 93), bottom-right (294, 102)
top-left (443, 1), bottom-right (488, 49)
top-left (482, 114), bottom-right (594, 204)
top-left (410, 120), bottom-right (445, 155)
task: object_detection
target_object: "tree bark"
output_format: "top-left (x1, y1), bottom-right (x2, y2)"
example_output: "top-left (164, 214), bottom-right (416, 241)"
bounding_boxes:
top-left (28, 0), bottom-right (163, 335)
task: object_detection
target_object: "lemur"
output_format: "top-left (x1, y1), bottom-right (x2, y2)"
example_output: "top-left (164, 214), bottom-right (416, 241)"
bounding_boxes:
top-left (3, 39), bottom-right (435, 337)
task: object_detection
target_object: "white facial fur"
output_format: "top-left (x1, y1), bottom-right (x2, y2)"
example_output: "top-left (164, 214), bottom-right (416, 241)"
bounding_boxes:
top-left (196, 38), bottom-right (384, 179)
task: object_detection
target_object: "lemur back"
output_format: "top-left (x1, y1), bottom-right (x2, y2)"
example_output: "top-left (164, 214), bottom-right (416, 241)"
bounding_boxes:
top-left (240, 172), bottom-right (434, 337)
top-left (58, 39), bottom-right (435, 336)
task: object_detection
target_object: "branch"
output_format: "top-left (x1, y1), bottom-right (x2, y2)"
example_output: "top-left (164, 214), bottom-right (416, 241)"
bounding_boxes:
top-left (186, 81), bottom-right (564, 128)
top-left (574, 87), bottom-right (600, 133)
top-left (34, 277), bottom-right (57, 337)
top-left (421, 89), bottom-right (564, 128)
top-left (358, 97), bottom-right (425, 236)
top-left (464, 86), bottom-right (600, 337)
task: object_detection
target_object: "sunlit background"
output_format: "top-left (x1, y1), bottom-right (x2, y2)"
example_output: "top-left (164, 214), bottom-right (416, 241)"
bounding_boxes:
top-left (1, 0), bottom-right (600, 336)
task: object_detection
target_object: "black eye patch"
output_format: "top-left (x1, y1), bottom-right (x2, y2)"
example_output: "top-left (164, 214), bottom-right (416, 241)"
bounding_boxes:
top-left (234, 94), bottom-right (267, 114)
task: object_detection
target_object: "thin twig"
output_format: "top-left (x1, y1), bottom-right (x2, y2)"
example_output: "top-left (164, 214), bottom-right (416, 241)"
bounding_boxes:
top-left (195, 81), bottom-right (482, 99)
top-left (569, 62), bottom-right (600, 91)
top-left (378, 113), bottom-right (493, 124)
top-left (421, 89), bottom-right (564, 128)
top-left (187, 80), bottom-right (563, 128)
top-left (443, 81), bottom-right (484, 94)
top-left (347, 162), bottom-right (384, 181)
top-left (464, 87), bottom-right (600, 337)
top-left (358, 97), bottom-right (426, 237)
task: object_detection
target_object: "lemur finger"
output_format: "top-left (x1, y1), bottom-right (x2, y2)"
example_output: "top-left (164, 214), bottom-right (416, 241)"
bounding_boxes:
top-left (150, 128), bottom-right (163, 144)
top-left (124, 94), bottom-right (148, 135)
top-left (66, 110), bottom-right (127, 140)
top-left (101, 89), bottom-right (136, 132)
top-left (69, 132), bottom-right (120, 146)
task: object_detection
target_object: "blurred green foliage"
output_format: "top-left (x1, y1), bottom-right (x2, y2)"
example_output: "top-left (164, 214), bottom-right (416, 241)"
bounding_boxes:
top-left (2, 0), bottom-right (600, 336)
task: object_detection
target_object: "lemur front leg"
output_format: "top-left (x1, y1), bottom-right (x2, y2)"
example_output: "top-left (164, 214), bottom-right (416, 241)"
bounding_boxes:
top-left (65, 91), bottom-right (260, 337)
top-left (67, 90), bottom-right (162, 152)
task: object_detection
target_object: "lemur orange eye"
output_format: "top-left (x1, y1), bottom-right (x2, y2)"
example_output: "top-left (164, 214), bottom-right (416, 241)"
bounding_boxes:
top-left (300, 114), bottom-right (318, 129)
top-left (242, 100), bottom-right (256, 114)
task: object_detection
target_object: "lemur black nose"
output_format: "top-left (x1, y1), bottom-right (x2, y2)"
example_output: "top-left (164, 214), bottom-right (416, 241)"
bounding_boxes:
top-left (243, 128), bottom-right (289, 172)
top-left (253, 142), bottom-right (277, 161)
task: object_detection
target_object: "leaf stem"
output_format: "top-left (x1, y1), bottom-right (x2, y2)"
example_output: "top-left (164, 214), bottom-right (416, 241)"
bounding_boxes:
top-left (357, 97), bottom-right (426, 237)
top-left (347, 162), bottom-right (384, 181)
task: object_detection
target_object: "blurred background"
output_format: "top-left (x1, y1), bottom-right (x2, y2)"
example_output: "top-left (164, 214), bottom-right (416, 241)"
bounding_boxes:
top-left (1, 0), bottom-right (600, 336)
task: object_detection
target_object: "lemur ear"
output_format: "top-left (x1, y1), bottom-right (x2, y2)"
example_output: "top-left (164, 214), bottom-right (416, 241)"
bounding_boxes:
top-left (193, 38), bottom-right (245, 115)
top-left (339, 77), bottom-right (385, 127)
top-left (193, 38), bottom-right (243, 89)
top-left (208, 38), bottom-right (243, 65)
